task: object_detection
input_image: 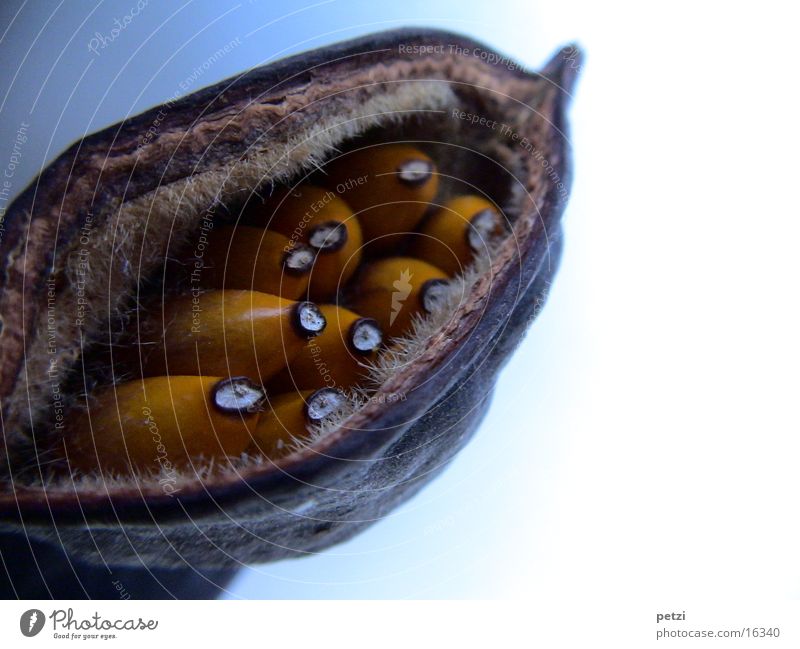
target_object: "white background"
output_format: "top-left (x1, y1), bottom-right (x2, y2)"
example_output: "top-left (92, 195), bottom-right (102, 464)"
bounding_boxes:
top-left (0, 0), bottom-right (798, 600)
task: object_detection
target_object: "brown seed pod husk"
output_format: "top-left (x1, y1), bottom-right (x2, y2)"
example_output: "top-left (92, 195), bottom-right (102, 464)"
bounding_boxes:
top-left (0, 28), bottom-right (580, 575)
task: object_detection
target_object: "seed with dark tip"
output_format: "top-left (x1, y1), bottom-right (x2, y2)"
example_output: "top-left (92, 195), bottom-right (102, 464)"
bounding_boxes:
top-left (142, 291), bottom-right (323, 381)
top-left (348, 257), bottom-right (449, 338)
top-left (251, 388), bottom-right (347, 457)
top-left (204, 226), bottom-right (311, 299)
top-left (420, 279), bottom-right (450, 314)
top-left (63, 376), bottom-right (259, 472)
top-left (324, 145), bottom-right (439, 254)
top-left (397, 158), bottom-right (434, 187)
top-left (293, 301), bottom-right (327, 338)
top-left (282, 243), bottom-right (315, 274)
top-left (349, 317), bottom-right (383, 354)
top-left (268, 305), bottom-right (383, 392)
top-left (409, 196), bottom-right (505, 276)
top-left (243, 184), bottom-right (364, 299)
top-left (213, 377), bottom-right (266, 414)
top-left (467, 208), bottom-right (505, 251)
top-left (305, 387), bottom-right (347, 423)
top-left (308, 220), bottom-right (348, 252)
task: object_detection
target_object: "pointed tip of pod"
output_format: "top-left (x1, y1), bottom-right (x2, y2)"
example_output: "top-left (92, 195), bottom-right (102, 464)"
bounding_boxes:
top-left (305, 387), bottom-right (348, 423)
top-left (213, 377), bottom-right (266, 414)
top-left (396, 157), bottom-right (435, 187)
top-left (349, 317), bottom-right (383, 354)
top-left (308, 220), bottom-right (349, 252)
top-left (542, 43), bottom-right (583, 98)
top-left (293, 301), bottom-right (327, 338)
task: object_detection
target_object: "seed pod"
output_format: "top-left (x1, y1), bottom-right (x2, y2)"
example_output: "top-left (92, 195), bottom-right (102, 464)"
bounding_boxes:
top-left (324, 144), bottom-right (439, 254)
top-left (410, 196), bottom-right (506, 276)
top-left (250, 387), bottom-right (348, 457)
top-left (269, 304), bottom-right (383, 391)
top-left (246, 185), bottom-right (363, 299)
top-left (203, 226), bottom-right (314, 299)
top-left (140, 290), bottom-right (326, 382)
top-left (62, 375), bottom-right (262, 474)
top-left (0, 28), bottom-right (579, 591)
top-left (348, 257), bottom-right (450, 339)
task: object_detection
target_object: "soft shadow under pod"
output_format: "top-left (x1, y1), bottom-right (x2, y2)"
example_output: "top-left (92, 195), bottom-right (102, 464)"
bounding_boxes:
top-left (0, 27), bottom-right (580, 593)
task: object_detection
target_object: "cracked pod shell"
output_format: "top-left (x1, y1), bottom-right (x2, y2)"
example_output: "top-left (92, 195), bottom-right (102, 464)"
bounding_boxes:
top-left (0, 28), bottom-right (580, 570)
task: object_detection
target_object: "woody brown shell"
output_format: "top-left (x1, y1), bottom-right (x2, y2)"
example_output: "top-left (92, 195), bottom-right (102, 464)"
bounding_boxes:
top-left (0, 28), bottom-right (580, 582)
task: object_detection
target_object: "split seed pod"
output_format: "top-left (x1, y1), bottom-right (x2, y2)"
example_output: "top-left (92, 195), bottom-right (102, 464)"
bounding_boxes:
top-left (0, 29), bottom-right (580, 592)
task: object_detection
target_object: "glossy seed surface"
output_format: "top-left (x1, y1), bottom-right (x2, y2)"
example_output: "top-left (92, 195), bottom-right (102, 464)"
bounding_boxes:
top-left (348, 257), bottom-right (449, 339)
top-left (246, 184), bottom-right (363, 299)
top-left (140, 290), bottom-right (325, 381)
top-left (325, 145), bottom-right (439, 254)
top-left (410, 195), bottom-right (505, 276)
top-left (204, 227), bottom-right (313, 299)
top-left (269, 304), bottom-right (383, 391)
top-left (250, 388), bottom-right (346, 456)
top-left (63, 375), bottom-right (257, 473)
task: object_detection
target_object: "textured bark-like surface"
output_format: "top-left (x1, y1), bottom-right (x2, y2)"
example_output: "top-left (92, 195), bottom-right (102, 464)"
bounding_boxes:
top-left (0, 27), bottom-right (579, 585)
top-left (0, 533), bottom-right (237, 599)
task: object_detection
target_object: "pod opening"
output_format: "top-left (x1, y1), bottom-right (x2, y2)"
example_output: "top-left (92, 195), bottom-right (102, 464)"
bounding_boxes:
top-left (1, 60), bottom-right (561, 498)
